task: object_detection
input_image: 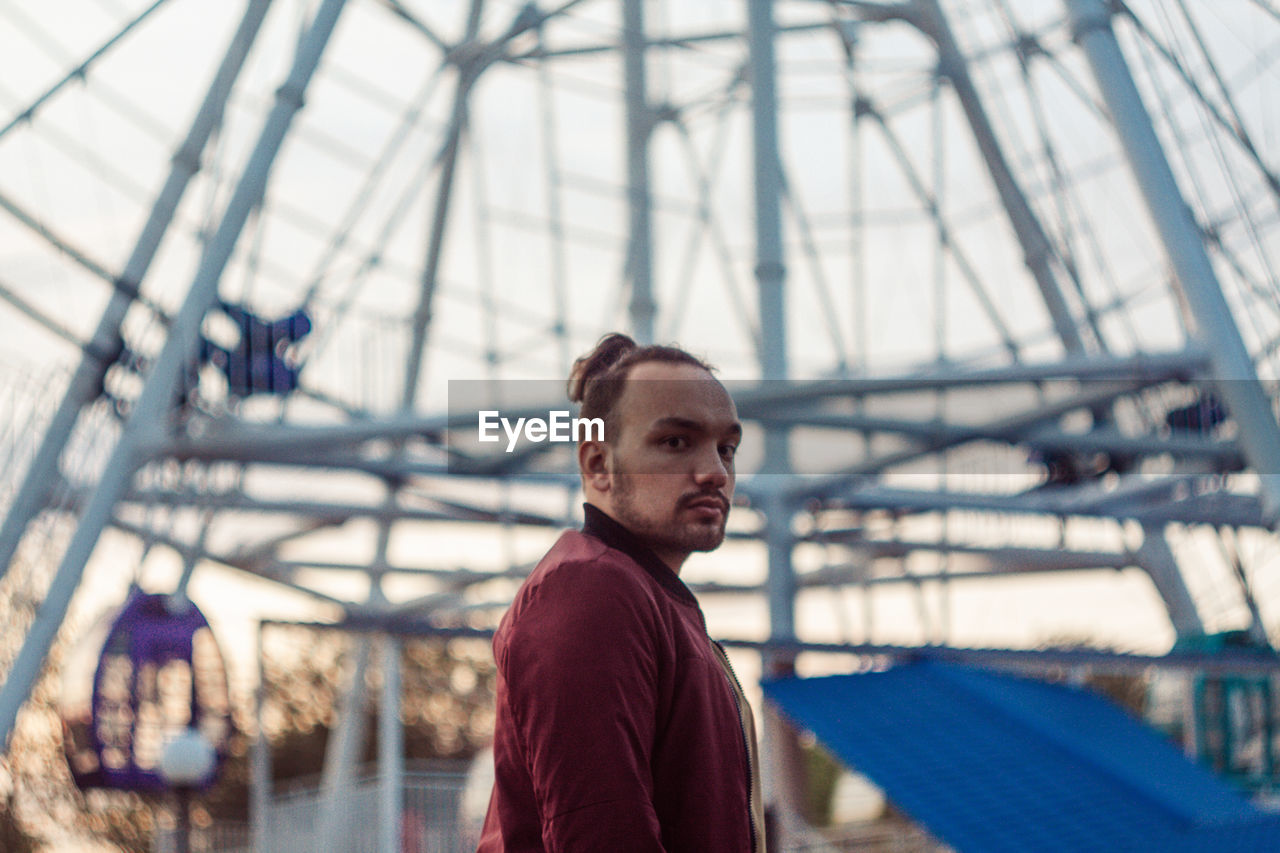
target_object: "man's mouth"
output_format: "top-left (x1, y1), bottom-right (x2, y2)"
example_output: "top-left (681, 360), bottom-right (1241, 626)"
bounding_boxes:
top-left (683, 495), bottom-right (729, 516)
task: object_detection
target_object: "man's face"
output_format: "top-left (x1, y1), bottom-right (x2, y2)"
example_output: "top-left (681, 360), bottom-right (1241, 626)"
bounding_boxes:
top-left (586, 360), bottom-right (741, 571)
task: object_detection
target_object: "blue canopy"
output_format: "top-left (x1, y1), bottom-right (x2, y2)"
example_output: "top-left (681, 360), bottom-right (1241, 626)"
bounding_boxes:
top-left (763, 661), bottom-right (1280, 852)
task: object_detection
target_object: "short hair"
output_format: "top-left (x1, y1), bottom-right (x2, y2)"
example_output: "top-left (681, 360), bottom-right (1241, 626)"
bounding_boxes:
top-left (567, 333), bottom-right (715, 442)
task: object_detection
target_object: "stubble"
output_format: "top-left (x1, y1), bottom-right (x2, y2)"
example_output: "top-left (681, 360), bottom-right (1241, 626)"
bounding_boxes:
top-left (611, 468), bottom-right (729, 558)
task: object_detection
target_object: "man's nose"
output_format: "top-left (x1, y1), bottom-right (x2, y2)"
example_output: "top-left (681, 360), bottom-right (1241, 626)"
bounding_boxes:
top-left (693, 445), bottom-right (730, 488)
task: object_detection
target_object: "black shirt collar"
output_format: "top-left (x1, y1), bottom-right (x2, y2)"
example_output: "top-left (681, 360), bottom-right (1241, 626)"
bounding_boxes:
top-left (581, 503), bottom-right (700, 608)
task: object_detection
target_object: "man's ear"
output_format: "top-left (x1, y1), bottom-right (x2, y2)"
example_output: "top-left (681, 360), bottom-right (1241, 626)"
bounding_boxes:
top-left (578, 440), bottom-right (611, 493)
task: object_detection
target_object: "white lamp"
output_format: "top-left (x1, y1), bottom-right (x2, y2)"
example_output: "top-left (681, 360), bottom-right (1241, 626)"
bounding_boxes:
top-left (159, 728), bottom-right (216, 853)
top-left (160, 728), bottom-right (216, 786)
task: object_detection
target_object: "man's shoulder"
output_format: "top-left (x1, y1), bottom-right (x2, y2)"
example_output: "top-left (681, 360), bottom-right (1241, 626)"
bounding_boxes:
top-left (539, 528), bottom-right (610, 569)
top-left (500, 531), bottom-right (657, 620)
top-left (494, 530), bottom-right (661, 646)
top-left (522, 529), bottom-right (650, 594)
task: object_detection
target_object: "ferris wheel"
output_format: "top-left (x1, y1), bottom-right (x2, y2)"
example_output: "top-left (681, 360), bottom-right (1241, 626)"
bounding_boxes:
top-left (3, 0), bottom-right (1280, 837)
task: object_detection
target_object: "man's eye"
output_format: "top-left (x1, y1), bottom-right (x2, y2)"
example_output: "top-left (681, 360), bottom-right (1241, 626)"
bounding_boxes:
top-left (719, 444), bottom-right (738, 459)
top-left (662, 435), bottom-right (689, 449)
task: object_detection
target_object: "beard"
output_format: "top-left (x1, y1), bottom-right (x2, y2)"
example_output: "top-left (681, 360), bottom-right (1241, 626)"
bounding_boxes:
top-left (611, 469), bottom-right (730, 558)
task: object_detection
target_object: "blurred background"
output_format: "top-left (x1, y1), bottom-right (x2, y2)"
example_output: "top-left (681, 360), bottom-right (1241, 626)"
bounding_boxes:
top-left (3, 0), bottom-right (1280, 849)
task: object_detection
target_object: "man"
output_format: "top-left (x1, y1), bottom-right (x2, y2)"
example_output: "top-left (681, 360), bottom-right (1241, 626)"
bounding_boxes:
top-left (477, 333), bottom-right (765, 852)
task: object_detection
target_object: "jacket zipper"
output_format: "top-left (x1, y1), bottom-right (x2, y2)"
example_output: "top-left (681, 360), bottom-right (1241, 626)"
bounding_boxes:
top-left (711, 638), bottom-right (762, 853)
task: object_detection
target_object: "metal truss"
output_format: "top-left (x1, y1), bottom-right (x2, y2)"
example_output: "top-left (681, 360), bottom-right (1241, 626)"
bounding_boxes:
top-left (4, 0), bottom-right (1280, 845)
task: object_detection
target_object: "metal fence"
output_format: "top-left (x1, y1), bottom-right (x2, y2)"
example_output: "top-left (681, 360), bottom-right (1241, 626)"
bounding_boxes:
top-left (783, 821), bottom-right (951, 853)
top-left (155, 764), bottom-right (475, 853)
top-left (153, 764), bottom-right (946, 853)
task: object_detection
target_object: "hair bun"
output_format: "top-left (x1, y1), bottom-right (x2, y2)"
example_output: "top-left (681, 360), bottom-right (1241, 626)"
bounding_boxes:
top-left (568, 333), bottom-right (636, 403)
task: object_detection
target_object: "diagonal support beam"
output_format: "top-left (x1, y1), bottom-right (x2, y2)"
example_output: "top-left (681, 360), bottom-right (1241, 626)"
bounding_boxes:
top-left (0, 0), bottom-right (349, 749)
top-left (0, 0), bottom-right (275, 581)
top-left (0, 0), bottom-right (174, 140)
top-left (401, 0), bottom-right (561, 402)
top-left (400, 7), bottom-right (480, 408)
top-left (789, 378), bottom-right (1160, 500)
top-left (1134, 523), bottom-right (1204, 638)
top-left (1066, 0), bottom-right (1280, 522)
top-left (911, 0), bottom-right (1089, 356)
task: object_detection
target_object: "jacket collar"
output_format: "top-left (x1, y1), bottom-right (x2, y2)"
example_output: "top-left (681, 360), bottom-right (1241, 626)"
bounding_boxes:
top-left (582, 503), bottom-right (700, 608)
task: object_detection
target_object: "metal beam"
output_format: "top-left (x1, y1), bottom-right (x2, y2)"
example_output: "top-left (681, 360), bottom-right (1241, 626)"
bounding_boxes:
top-left (0, 0), bottom-right (275, 581)
top-left (804, 562), bottom-right (1126, 588)
top-left (747, 0), bottom-right (795, 633)
top-left (0, 0), bottom-right (174, 140)
top-left (623, 0), bottom-right (656, 343)
top-left (377, 635), bottom-right (403, 853)
top-left (1134, 522), bottom-right (1204, 638)
top-left (803, 539), bottom-right (1134, 570)
top-left (401, 0), bottom-right (485, 408)
top-left (316, 635), bottom-right (371, 850)
top-left (732, 348), bottom-right (1207, 409)
top-left (251, 623), bottom-right (272, 853)
top-left (748, 0), bottom-right (808, 830)
top-left (0, 0), bottom-right (348, 747)
top-left (118, 490), bottom-right (565, 528)
top-left (803, 481), bottom-right (1266, 527)
top-left (792, 379), bottom-right (1160, 499)
top-left (111, 472), bottom-right (1266, 533)
top-left (268, 618), bottom-right (1280, 676)
top-left (1067, 0), bottom-right (1280, 522)
top-left (759, 413), bottom-right (1244, 468)
top-left (147, 348), bottom-right (1206, 461)
top-left (912, 0), bottom-right (1090, 355)
top-left (0, 275), bottom-right (112, 359)
top-left (509, 21), bottom-right (834, 60)
top-left (106, 518), bottom-right (353, 609)
top-left (748, 0), bottom-right (795, 643)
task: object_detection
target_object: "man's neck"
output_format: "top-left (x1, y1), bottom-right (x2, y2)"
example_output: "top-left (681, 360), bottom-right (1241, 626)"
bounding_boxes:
top-left (581, 502), bottom-right (690, 577)
top-left (652, 547), bottom-right (686, 575)
top-left (584, 500), bottom-right (687, 573)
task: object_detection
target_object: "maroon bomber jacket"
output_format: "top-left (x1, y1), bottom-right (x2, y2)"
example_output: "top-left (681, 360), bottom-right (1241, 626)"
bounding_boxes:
top-left (477, 504), bottom-right (764, 852)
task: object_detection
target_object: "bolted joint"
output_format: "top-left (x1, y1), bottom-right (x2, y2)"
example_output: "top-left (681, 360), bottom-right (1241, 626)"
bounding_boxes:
top-left (445, 40), bottom-right (500, 85)
top-left (650, 102), bottom-right (681, 128)
top-left (933, 55), bottom-right (960, 85)
top-left (628, 103), bottom-right (658, 140)
top-left (445, 39), bottom-right (483, 69)
top-left (754, 261), bottom-right (786, 283)
top-left (171, 141), bottom-right (203, 175)
top-left (852, 94), bottom-right (877, 120)
top-left (1021, 235), bottom-right (1053, 272)
top-left (274, 80), bottom-right (307, 111)
top-left (1014, 32), bottom-right (1046, 63)
top-left (1066, 0), bottom-right (1116, 46)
